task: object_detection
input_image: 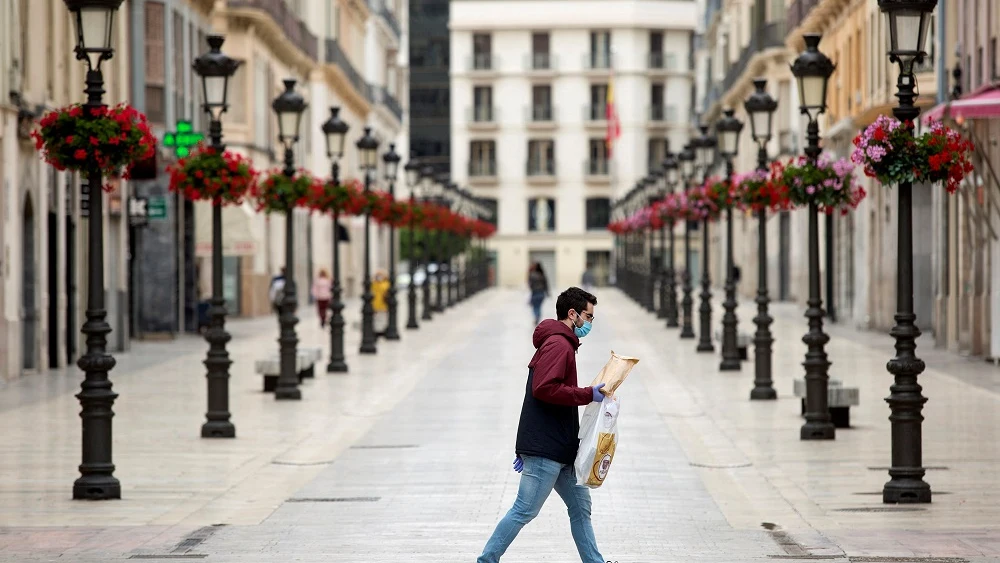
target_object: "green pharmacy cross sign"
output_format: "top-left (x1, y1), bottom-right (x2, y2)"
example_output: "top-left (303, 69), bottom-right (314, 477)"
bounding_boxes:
top-left (163, 120), bottom-right (205, 158)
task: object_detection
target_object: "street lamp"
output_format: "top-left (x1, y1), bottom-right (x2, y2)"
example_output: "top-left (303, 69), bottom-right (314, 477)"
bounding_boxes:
top-left (193, 34), bottom-right (241, 438)
top-left (791, 33), bottom-right (836, 440)
top-left (678, 144), bottom-right (697, 340)
top-left (695, 124), bottom-right (717, 353)
top-left (744, 77), bottom-right (778, 400)
top-left (662, 148), bottom-right (680, 328)
top-left (419, 165), bottom-right (437, 321)
top-left (644, 172), bottom-right (662, 314)
top-left (716, 109), bottom-right (744, 371)
top-left (356, 127), bottom-right (380, 354)
top-left (65, 0), bottom-right (125, 501)
top-left (446, 182), bottom-right (460, 308)
top-left (432, 172), bottom-right (450, 312)
top-left (321, 107), bottom-right (349, 373)
top-left (878, 0), bottom-right (937, 504)
top-left (271, 79), bottom-right (307, 400)
top-left (382, 144), bottom-right (402, 340)
top-left (403, 158), bottom-right (422, 330)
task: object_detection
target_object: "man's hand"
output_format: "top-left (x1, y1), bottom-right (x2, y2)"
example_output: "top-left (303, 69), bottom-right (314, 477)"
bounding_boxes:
top-left (513, 455), bottom-right (523, 473)
top-left (592, 383), bottom-right (607, 403)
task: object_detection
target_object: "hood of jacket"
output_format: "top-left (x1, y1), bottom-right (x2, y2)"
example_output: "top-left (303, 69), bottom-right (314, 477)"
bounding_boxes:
top-left (532, 319), bottom-right (580, 351)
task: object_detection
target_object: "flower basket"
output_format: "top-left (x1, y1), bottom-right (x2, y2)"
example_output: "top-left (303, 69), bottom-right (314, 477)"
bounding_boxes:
top-left (168, 145), bottom-right (258, 204)
top-left (774, 155), bottom-right (866, 215)
top-left (306, 178), bottom-right (365, 215)
top-left (735, 167), bottom-right (790, 212)
top-left (252, 169), bottom-right (321, 213)
top-left (703, 176), bottom-right (739, 212)
top-left (852, 115), bottom-right (974, 193)
top-left (32, 103), bottom-right (157, 183)
top-left (684, 185), bottom-right (720, 220)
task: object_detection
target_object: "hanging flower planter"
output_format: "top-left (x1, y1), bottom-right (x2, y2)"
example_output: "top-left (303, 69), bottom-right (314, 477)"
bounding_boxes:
top-left (252, 169), bottom-right (321, 213)
top-left (735, 167), bottom-right (790, 212)
top-left (168, 144), bottom-right (258, 204)
top-left (851, 115), bottom-right (974, 193)
top-left (306, 178), bottom-right (365, 216)
top-left (774, 155), bottom-right (867, 215)
top-left (32, 103), bottom-right (157, 186)
top-left (703, 176), bottom-right (739, 212)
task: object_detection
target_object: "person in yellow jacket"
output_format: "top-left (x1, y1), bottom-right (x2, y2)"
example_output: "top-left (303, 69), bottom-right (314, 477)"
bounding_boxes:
top-left (371, 269), bottom-right (391, 338)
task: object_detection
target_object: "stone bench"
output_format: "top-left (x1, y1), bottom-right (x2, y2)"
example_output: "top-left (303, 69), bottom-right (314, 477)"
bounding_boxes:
top-left (792, 378), bottom-right (860, 428)
top-left (255, 348), bottom-right (322, 392)
top-left (714, 331), bottom-right (753, 360)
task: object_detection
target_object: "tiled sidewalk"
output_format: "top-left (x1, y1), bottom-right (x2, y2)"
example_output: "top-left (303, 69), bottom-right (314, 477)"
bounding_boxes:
top-left (1, 288), bottom-right (999, 562)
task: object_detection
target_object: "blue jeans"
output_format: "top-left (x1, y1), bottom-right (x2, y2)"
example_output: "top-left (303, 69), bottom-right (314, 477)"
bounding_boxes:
top-left (530, 292), bottom-right (545, 323)
top-left (477, 455), bottom-right (603, 563)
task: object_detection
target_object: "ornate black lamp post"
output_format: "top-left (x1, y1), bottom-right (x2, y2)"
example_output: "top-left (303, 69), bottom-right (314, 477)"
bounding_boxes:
top-left (744, 78), bottom-right (778, 400)
top-left (642, 175), bottom-right (659, 313)
top-left (321, 107), bottom-right (349, 373)
top-left (66, 0), bottom-right (124, 501)
top-left (878, 0), bottom-right (936, 504)
top-left (791, 33), bottom-right (836, 439)
top-left (193, 34), bottom-right (241, 437)
top-left (678, 145), bottom-right (697, 339)
top-left (403, 158), bottom-right (422, 329)
top-left (419, 165), bottom-right (437, 320)
top-left (272, 79), bottom-right (307, 400)
top-left (662, 150), bottom-right (680, 328)
top-left (357, 127), bottom-right (380, 354)
top-left (695, 125), bottom-right (718, 353)
top-left (382, 144), bottom-right (402, 340)
top-left (445, 182), bottom-right (459, 308)
top-left (716, 109), bottom-right (744, 370)
top-left (432, 173), bottom-right (450, 312)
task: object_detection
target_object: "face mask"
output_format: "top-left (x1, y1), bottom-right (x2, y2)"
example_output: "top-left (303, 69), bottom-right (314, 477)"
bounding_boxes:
top-left (573, 312), bottom-right (592, 338)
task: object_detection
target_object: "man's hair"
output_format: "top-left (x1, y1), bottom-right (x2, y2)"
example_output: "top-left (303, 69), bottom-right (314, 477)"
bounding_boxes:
top-left (556, 287), bottom-right (597, 320)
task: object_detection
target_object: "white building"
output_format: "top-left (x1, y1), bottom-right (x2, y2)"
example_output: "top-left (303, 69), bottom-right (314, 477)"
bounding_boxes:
top-left (449, 0), bottom-right (698, 290)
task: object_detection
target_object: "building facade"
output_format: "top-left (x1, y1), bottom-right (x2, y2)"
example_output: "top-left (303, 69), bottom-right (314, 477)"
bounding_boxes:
top-left (450, 0), bottom-right (698, 290)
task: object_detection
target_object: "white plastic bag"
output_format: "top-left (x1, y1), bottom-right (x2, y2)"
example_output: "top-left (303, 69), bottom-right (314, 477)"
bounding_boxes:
top-left (575, 396), bottom-right (621, 488)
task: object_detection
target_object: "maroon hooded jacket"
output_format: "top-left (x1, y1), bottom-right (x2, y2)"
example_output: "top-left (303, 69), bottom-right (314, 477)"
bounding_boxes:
top-left (514, 319), bottom-right (596, 464)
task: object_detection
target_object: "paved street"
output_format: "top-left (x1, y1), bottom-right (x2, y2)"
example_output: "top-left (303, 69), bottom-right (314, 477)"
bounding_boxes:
top-left (1, 289), bottom-right (999, 562)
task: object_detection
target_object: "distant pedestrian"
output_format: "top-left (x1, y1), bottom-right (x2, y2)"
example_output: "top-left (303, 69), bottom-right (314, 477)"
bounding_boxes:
top-left (312, 269), bottom-right (332, 328)
top-left (527, 262), bottom-right (549, 325)
top-left (371, 269), bottom-right (391, 337)
top-left (581, 263), bottom-right (596, 291)
top-left (268, 267), bottom-right (286, 317)
top-left (477, 286), bottom-right (606, 563)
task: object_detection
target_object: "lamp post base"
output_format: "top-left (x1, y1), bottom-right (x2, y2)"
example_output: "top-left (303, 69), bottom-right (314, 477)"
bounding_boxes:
top-left (749, 386), bottom-right (777, 400)
top-left (720, 358), bottom-right (741, 371)
top-left (275, 386), bottom-right (302, 400)
top-left (327, 361), bottom-right (348, 373)
top-left (73, 475), bottom-right (121, 500)
top-left (201, 420), bottom-right (236, 438)
top-left (883, 474), bottom-right (932, 504)
top-left (800, 421), bottom-right (835, 440)
top-left (696, 342), bottom-right (715, 353)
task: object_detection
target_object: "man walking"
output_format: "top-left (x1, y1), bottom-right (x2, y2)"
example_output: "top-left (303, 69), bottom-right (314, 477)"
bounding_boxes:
top-left (477, 286), bottom-right (607, 563)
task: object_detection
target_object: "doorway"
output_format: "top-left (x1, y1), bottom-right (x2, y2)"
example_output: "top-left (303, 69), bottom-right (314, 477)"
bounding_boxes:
top-left (22, 197), bottom-right (37, 371)
top-left (528, 250), bottom-right (556, 289)
top-left (585, 250), bottom-right (611, 286)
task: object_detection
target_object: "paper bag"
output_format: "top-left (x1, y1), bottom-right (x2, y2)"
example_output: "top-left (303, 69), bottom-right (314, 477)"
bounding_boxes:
top-left (589, 350), bottom-right (639, 397)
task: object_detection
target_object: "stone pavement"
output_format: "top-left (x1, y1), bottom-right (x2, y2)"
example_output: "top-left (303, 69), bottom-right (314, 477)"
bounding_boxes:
top-left (0, 288), bottom-right (999, 562)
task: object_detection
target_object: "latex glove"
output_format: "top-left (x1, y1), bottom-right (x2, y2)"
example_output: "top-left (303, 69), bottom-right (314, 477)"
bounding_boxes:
top-left (513, 455), bottom-right (523, 473)
top-left (592, 383), bottom-right (607, 403)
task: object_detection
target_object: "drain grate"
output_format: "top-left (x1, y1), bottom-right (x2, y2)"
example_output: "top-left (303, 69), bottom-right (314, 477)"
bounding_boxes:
top-left (767, 556), bottom-right (842, 560)
top-left (350, 444), bottom-right (418, 449)
top-left (129, 556), bottom-right (208, 560)
top-left (689, 461), bottom-right (753, 469)
top-left (832, 507), bottom-right (926, 513)
top-left (849, 558), bottom-right (967, 563)
top-left (867, 466), bottom-right (949, 471)
top-left (271, 460), bottom-right (335, 466)
top-left (853, 491), bottom-right (951, 496)
top-left (287, 496), bottom-right (381, 503)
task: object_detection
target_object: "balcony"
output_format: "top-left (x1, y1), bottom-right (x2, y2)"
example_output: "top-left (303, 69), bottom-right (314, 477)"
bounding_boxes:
top-left (584, 52), bottom-right (613, 72)
top-left (527, 105), bottom-right (556, 129)
top-left (468, 159), bottom-right (498, 184)
top-left (648, 105), bottom-right (678, 125)
top-left (470, 53), bottom-right (497, 72)
top-left (374, 85), bottom-right (403, 122)
top-left (468, 106), bottom-right (498, 129)
top-left (585, 159), bottom-right (612, 183)
top-left (227, 0), bottom-right (318, 61)
top-left (787, 0), bottom-right (820, 32)
top-left (585, 104), bottom-right (608, 126)
top-left (721, 21), bottom-right (788, 94)
top-left (326, 39), bottom-right (374, 103)
top-left (526, 159), bottom-right (556, 184)
top-left (379, 6), bottom-right (401, 40)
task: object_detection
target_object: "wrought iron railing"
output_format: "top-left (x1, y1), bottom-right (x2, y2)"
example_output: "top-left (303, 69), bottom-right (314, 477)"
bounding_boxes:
top-left (325, 39), bottom-right (373, 102)
top-left (229, 0), bottom-right (318, 61)
top-left (721, 21), bottom-right (787, 94)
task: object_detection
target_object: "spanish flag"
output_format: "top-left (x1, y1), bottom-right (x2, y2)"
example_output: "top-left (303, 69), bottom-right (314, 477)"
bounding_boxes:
top-left (605, 79), bottom-right (621, 157)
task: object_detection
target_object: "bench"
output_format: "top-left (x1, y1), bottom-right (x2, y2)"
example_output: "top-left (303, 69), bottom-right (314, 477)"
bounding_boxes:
top-left (792, 378), bottom-right (859, 428)
top-left (714, 331), bottom-right (753, 360)
top-left (255, 347), bottom-right (322, 392)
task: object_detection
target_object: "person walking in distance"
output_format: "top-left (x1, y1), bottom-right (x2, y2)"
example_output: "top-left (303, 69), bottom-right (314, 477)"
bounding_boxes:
top-left (477, 286), bottom-right (608, 563)
top-left (527, 262), bottom-right (549, 326)
top-left (312, 268), bottom-right (332, 328)
top-left (268, 267), bottom-right (286, 319)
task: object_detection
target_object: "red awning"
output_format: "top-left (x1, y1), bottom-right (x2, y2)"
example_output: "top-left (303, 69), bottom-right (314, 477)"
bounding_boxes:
top-left (923, 86), bottom-right (1000, 123)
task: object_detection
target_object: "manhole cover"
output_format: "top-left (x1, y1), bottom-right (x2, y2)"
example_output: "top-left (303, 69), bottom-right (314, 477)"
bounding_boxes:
top-left (286, 496), bottom-right (381, 503)
top-left (832, 507), bottom-right (926, 513)
top-left (867, 466), bottom-right (949, 471)
top-left (849, 558), bottom-right (967, 563)
top-left (689, 461), bottom-right (752, 468)
top-left (271, 460), bottom-right (334, 466)
top-left (767, 556), bottom-right (842, 560)
top-left (129, 556), bottom-right (208, 560)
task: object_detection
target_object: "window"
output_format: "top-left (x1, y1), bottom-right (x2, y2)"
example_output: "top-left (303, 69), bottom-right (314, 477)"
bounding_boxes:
top-left (589, 83), bottom-right (608, 120)
top-left (473, 86), bottom-right (493, 121)
top-left (470, 140), bottom-right (496, 176)
top-left (649, 31), bottom-right (664, 68)
top-left (473, 33), bottom-right (492, 69)
top-left (586, 198), bottom-right (611, 230)
top-left (589, 30), bottom-right (611, 68)
top-left (527, 140), bottom-right (555, 176)
top-left (145, 1), bottom-right (166, 124)
top-left (588, 139), bottom-right (609, 174)
top-left (647, 138), bottom-right (667, 173)
top-left (480, 197), bottom-right (498, 226)
top-left (532, 85), bottom-right (552, 121)
top-left (528, 198), bottom-right (556, 232)
top-left (532, 32), bottom-right (550, 69)
top-left (650, 83), bottom-right (665, 120)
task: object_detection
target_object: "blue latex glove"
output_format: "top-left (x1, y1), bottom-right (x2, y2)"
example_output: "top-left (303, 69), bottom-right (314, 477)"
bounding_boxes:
top-left (592, 383), bottom-right (607, 403)
top-left (513, 455), bottom-right (523, 473)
